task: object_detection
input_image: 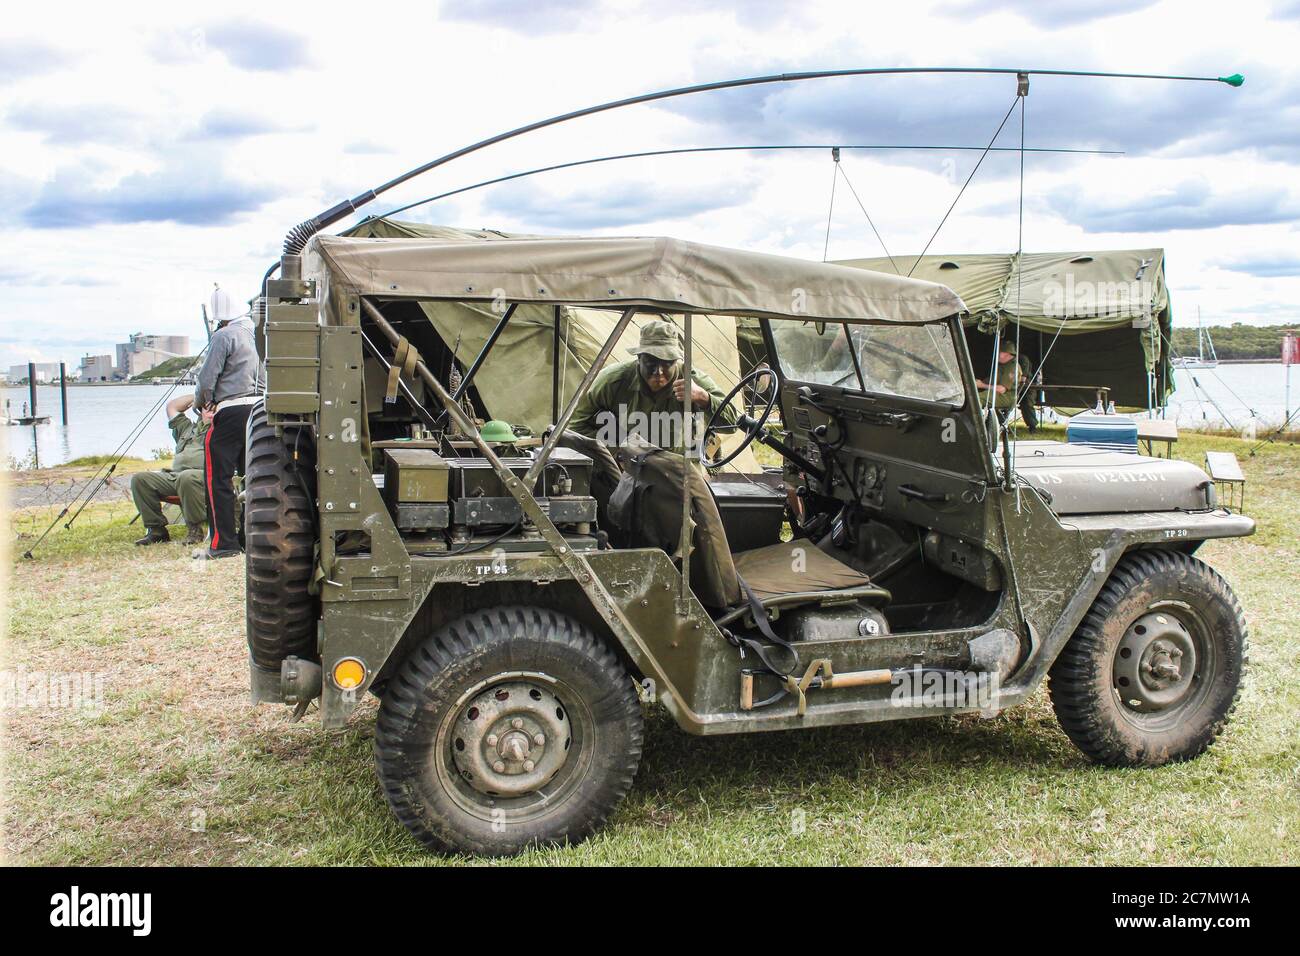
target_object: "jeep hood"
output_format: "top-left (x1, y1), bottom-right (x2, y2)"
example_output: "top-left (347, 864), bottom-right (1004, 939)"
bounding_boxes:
top-left (1008, 441), bottom-right (1215, 516)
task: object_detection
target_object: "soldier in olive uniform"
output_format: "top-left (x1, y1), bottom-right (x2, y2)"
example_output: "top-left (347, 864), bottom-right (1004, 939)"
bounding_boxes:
top-left (976, 339), bottom-right (1037, 429)
top-left (570, 319), bottom-right (735, 455)
top-left (130, 395), bottom-right (209, 546)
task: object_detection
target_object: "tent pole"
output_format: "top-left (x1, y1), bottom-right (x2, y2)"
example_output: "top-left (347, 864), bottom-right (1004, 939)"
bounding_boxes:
top-left (678, 313), bottom-right (694, 616)
top-left (553, 305), bottom-right (562, 424)
top-left (450, 303), bottom-right (517, 405)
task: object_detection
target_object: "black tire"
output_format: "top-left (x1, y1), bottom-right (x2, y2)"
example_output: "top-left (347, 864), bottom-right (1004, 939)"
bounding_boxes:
top-left (1049, 550), bottom-right (1247, 767)
top-left (375, 606), bottom-right (643, 856)
top-left (244, 402), bottom-right (317, 671)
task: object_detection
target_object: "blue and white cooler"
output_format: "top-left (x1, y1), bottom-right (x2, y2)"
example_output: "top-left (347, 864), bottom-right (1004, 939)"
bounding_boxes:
top-left (1066, 410), bottom-right (1139, 453)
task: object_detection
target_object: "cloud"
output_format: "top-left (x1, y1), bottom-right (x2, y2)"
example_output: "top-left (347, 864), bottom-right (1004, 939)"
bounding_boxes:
top-left (655, 60), bottom-right (1296, 170)
top-left (188, 109), bottom-right (311, 139)
top-left (200, 20), bottom-right (314, 72)
top-left (936, 0), bottom-right (1159, 27)
top-left (439, 0), bottom-right (603, 34)
top-left (441, 0), bottom-right (800, 33)
top-left (7, 101), bottom-right (311, 150)
top-left (343, 139), bottom-right (397, 155)
top-left (22, 157), bottom-right (277, 228)
top-left (1223, 300), bottom-right (1300, 318)
top-left (0, 269), bottom-right (112, 287)
top-left (0, 38), bottom-right (75, 85)
top-left (1042, 179), bottom-right (1300, 232)
top-left (638, 0), bottom-right (798, 28)
top-left (1221, 254), bottom-right (1300, 277)
top-left (5, 101), bottom-right (148, 147)
top-left (481, 176), bottom-right (753, 230)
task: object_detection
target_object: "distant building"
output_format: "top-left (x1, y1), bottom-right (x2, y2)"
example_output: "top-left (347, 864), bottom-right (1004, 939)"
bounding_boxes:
top-left (79, 354), bottom-right (115, 382)
top-left (6, 362), bottom-right (62, 384)
top-left (114, 333), bottom-right (190, 378)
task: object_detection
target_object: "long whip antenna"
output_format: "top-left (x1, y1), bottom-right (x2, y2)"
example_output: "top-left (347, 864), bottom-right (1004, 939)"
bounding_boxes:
top-left (279, 66), bottom-right (1242, 256)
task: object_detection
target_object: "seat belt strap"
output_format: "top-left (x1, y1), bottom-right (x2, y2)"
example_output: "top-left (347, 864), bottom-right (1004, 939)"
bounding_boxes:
top-left (727, 572), bottom-right (800, 679)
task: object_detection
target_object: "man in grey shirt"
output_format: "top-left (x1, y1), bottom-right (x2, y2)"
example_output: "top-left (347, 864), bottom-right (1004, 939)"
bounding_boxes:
top-left (193, 314), bottom-right (265, 559)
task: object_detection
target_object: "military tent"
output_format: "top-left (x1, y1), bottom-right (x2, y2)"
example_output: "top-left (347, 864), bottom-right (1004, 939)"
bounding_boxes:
top-left (834, 250), bottom-right (1172, 410)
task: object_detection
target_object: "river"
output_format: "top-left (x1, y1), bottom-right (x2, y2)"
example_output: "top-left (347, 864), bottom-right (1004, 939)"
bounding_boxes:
top-left (3, 364), bottom-right (1297, 469)
top-left (3, 383), bottom-right (185, 470)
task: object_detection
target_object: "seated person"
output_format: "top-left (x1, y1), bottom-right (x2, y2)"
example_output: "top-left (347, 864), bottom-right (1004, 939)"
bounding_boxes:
top-left (130, 395), bottom-right (210, 546)
top-left (569, 319), bottom-right (736, 456)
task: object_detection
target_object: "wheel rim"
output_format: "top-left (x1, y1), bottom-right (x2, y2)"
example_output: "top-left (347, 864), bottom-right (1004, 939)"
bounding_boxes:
top-left (433, 671), bottom-right (592, 825)
top-left (1112, 603), bottom-right (1214, 726)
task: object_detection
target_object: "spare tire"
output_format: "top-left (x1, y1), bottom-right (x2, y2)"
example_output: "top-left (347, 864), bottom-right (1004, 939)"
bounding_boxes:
top-left (244, 401), bottom-right (318, 671)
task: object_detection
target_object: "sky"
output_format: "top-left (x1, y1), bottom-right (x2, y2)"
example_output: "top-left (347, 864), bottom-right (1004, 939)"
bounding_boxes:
top-left (2, 0), bottom-right (1298, 370)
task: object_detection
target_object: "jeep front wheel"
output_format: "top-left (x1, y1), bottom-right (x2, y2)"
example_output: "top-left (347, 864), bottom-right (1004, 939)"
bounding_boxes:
top-left (374, 606), bottom-right (643, 856)
top-left (1048, 550), bottom-right (1247, 767)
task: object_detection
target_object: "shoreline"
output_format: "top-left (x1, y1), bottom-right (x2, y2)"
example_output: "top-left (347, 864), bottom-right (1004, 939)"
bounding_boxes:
top-left (3, 380), bottom-right (192, 388)
top-left (1197, 358), bottom-right (1293, 365)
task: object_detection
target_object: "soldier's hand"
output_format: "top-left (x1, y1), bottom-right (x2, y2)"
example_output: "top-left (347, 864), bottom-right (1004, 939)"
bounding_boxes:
top-left (673, 379), bottom-right (709, 408)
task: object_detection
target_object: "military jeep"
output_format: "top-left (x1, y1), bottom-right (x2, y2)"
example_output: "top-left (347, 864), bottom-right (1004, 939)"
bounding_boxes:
top-left (245, 234), bottom-right (1251, 856)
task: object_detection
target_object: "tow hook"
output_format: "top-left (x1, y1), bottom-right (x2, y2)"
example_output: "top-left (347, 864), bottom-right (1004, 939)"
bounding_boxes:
top-left (282, 656), bottom-right (322, 722)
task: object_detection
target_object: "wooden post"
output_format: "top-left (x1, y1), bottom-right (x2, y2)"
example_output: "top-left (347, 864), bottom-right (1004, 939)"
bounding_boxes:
top-left (59, 362), bottom-right (69, 424)
top-left (28, 362), bottom-right (37, 417)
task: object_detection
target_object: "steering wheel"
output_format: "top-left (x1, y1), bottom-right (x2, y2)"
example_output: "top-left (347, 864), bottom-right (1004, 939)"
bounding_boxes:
top-left (701, 365), bottom-right (780, 470)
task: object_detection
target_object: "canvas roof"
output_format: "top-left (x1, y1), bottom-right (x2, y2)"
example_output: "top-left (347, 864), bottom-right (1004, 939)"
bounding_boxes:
top-left (306, 231), bottom-right (966, 324)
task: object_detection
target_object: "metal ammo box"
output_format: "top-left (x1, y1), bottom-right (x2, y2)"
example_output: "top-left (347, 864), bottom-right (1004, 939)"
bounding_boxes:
top-left (382, 448), bottom-right (451, 531)
top-left (447, 447), bottom-right (596, 529)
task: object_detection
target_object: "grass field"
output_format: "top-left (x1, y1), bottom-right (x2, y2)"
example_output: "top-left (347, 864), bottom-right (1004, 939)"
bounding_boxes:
top-left (3, 428), bottom-right (1297, 865)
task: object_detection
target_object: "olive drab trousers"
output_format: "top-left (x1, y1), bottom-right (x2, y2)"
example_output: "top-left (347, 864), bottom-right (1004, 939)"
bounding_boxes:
top-left (130, 469), bottom-right (208, 531)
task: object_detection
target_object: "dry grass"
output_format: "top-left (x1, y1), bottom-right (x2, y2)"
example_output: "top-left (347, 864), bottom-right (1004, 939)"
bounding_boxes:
top-left (2, 429), bottom-right (1298, 865)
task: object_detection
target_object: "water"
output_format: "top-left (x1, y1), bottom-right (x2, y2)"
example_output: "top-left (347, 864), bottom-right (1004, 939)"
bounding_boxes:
top-left (3, 363), bottom-right (1296, 469)
top-left (1165, 363), bottom-right (1297, 431)
top-left (3, 384), bottom-right (184, 470)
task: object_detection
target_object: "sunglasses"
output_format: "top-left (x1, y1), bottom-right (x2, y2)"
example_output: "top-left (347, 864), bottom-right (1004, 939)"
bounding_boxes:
top-left (638, 356), bottom-right (678, 377)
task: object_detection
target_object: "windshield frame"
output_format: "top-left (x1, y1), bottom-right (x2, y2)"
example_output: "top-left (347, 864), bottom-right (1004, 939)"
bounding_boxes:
top-left (761, 315), bottom-right (968, 410)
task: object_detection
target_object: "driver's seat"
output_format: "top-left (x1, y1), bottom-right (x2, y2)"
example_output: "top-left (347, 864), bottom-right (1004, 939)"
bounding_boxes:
top-left (718, 537), bottom-right (889, 633)
top-left (600, 434), bottom-right (885, 614)
top-left (732, 539), bottom-right (876, 600)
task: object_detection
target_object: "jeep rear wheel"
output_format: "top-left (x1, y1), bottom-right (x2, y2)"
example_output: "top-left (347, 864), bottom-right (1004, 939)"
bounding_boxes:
top-left (244, 402), bottom-right (318, 672)
top-left (1049, 550), bottom-right (1247, 767)
top-left (375, 606), bottom-right (643, 856)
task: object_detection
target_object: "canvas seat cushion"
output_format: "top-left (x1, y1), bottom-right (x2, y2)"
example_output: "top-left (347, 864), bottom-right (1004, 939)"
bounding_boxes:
top-left (732, 539), bottom-right (872, 601)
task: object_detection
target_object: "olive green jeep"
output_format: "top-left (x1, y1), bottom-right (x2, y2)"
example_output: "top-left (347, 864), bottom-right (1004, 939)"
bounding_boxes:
top-left (244, 234), bottom-right (1251, 855)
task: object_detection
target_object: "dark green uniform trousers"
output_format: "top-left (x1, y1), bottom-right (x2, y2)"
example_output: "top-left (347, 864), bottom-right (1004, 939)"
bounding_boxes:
top-left (130, 469), bottom-right (207, 531)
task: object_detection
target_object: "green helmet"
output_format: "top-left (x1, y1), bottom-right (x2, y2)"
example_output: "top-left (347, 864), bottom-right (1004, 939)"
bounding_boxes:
top-left (479, 420), bottom-right (516, 443)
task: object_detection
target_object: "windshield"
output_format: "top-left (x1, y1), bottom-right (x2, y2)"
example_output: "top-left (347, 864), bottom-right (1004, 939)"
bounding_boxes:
top-left (770, 321), bottom-right (965, 404)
